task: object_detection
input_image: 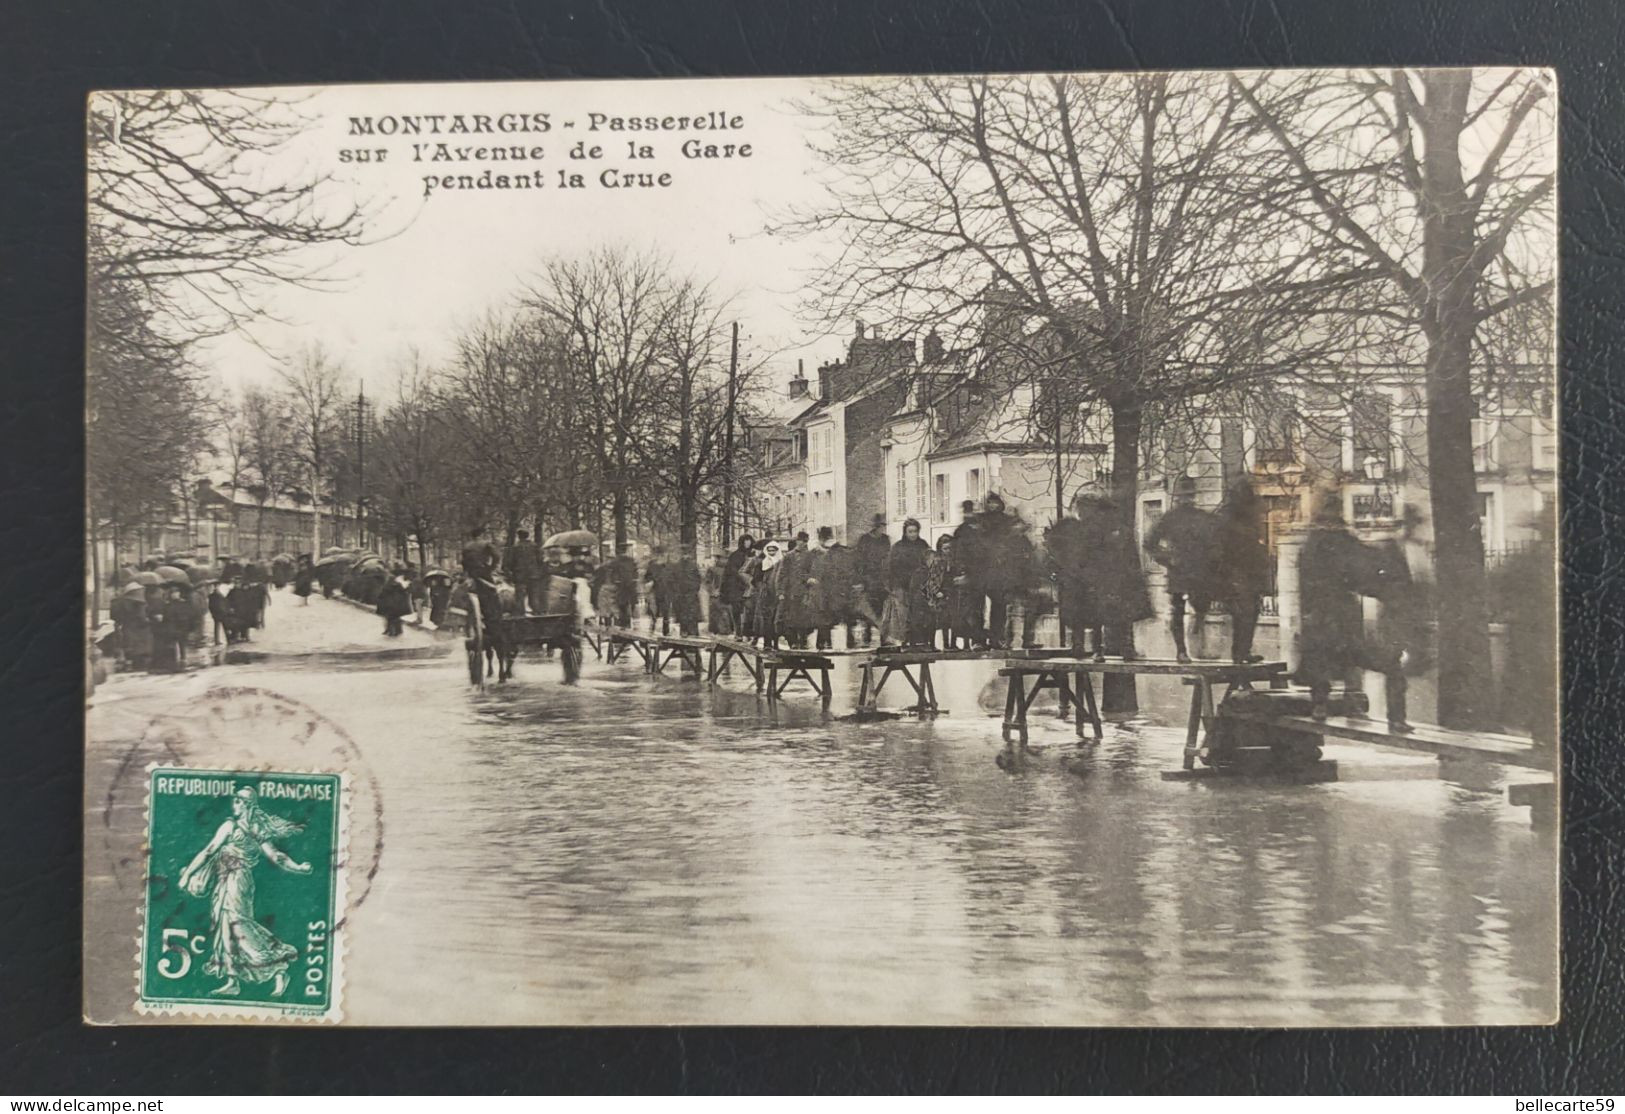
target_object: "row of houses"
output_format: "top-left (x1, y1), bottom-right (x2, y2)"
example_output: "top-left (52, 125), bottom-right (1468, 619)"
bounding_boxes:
top-left (90, 478), bottom-right (376, 578)
top-left (735, 315), bottom-right (1557, 601)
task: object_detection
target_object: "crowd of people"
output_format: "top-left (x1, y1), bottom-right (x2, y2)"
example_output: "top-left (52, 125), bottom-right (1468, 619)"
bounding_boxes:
top-left (98, 478), bottom-right (1557, 743)
top-left (704, 483), bottom-right (1267, 661)
top-left (105, 554), bottom-right (277, 672)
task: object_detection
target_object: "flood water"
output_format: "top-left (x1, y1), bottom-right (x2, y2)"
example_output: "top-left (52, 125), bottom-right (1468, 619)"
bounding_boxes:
top-left (85, 636), bottom-right (1558, 1026)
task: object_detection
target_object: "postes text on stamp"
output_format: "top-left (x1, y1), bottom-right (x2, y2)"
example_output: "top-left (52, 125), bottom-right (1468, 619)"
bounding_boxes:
top-left (138, 767), bottom-right (348, 1022)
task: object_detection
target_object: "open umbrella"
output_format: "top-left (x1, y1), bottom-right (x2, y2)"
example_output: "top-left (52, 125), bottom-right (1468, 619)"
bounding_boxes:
top-left (323, 546), bottom-right (350, 557)
top-left (423, 568), bottom-right (451, 583)
top-left (546, 530), bottom-right (599, 549)
top-left (272, 552), bottom-right (295, 564)
top-left (186, 566), bottom-right (211, 585)
top-left (134, 571), bottom-right (162, 587)
top-left (121, 583), bottom-right (146, 598)
top-left (155, 565), bottom-right (190, 584)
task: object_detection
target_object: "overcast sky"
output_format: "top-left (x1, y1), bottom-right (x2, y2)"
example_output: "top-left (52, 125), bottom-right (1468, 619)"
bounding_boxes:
top-left (198, 76), bottom-right (849, 404)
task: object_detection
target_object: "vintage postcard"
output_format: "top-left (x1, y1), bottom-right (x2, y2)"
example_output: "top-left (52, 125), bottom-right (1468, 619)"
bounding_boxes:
top-left (84, 70), bottom-right (1558, 1026)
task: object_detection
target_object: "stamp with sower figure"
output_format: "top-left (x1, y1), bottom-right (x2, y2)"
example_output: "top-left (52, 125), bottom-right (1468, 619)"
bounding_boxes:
top-left (138, 767), bottom-right (348, 1022)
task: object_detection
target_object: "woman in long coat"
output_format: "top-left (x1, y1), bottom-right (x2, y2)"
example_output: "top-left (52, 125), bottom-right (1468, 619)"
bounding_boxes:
top-left (884, 519), bottom-right (932, 648)
top-left (752, 541), bottom-right (785, 648)
top-left (775, 541), bottom-right (817, 649)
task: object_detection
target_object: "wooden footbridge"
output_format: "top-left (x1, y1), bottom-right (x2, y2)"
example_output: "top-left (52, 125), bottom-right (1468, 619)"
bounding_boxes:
top-left (592, 626), bottom-right (1555, 824)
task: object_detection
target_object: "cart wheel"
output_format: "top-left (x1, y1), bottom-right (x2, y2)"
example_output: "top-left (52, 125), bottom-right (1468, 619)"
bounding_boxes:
top-left (466, 600), bottom-right (485, 687)
top-left (561, 639), bottom-right (583, 685)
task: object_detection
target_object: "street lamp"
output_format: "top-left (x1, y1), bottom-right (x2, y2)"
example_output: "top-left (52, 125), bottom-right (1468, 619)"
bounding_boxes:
top-left (1362, 452), bottom-right (1385, 483)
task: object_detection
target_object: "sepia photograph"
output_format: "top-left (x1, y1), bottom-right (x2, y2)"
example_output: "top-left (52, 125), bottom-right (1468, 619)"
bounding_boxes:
top-left (83, 68), bottom-right (1558, 1027)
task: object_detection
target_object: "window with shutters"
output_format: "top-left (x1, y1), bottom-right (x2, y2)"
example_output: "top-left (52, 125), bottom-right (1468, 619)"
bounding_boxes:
top-left (896, 462), bottom-right (908, 518)
top-left (915, 467), bottom-right (927, 515)
top-left (932, 474), bottom-right (947, 523)
top-left (1473, 417), bottom-right (1500, 473)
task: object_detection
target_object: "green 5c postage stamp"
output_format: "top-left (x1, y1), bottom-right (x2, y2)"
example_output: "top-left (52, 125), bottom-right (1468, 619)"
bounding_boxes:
top-left (138, 767), bottom-right (349, 1022)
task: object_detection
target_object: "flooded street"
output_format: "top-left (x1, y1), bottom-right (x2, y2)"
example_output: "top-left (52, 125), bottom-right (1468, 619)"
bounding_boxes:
top-left (85, 597), bottom-right (1557, 1026)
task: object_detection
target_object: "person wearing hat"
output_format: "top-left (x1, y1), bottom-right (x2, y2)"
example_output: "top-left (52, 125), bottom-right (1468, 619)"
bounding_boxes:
top-left (719, 535), bottom-right (755, 634)
top-left (950, 500), bottom-right (988, 646)
top-left (809, 525), bottom-right (856, 650)
top-left (853, 513), bottom-right (892, 647)
top-left (645, 544), bottom-right (679, 635)
top-left (505, 529), bottom-right (546, 616)
top-left (1143, 475), bottom-right (1219, 663)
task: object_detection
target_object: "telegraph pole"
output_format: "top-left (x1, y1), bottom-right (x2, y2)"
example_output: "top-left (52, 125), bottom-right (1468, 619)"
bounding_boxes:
top-left (354, 382), bottom-right (368, 550)
top-left (721, 321), bottom-right (739, 548)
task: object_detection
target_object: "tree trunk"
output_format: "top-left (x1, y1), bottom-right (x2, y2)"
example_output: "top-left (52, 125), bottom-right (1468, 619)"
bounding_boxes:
top-left (1419, 70), bottom-right (1494, 729)
top-left (1102, 399), bottom-right (1142, 713)
top-left (612, 485), bottom-right (628, 553)
top-left (1423, 321), bottom-right (1493, 728)
top-left (89, 517), bottom-right (103, 630)
top-left (310, 466), bottom-right (322, 556)
top-left (678, 486), bottom-right (699, 563)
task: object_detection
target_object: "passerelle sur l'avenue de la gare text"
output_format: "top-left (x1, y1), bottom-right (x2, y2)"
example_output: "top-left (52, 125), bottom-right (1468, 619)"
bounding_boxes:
top-left (338, 110), bottom-right (754, 197)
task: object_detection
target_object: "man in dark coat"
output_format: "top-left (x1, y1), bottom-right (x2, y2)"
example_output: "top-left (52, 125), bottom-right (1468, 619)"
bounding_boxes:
top-left (207, 579), bottom-right (231, 645)
top-left (950, 500), bottom-right (987, 646)
top-left (720, 535), bottom-right (755, 634)
top-left (1078, 489), bottom-right (1153, 660)
top-left (593, 547), bottom-right (640, 629)
top-left (853, 514), bottom-right (892, 647)
top-left (504, 529), bottom-right (546, 615)
top-left (646, 545), bottom-right (679, 635)
top-left (1298, 494), bottom-right (1409, 730)
top-left (808, 526), bottom-right (856, 650)
top-left (226, 577), bottom-right (258, 643)
top-left (376, 568), bottom-right (413, 637)
top-left (1214, 477), bottom-right (1270, 664)
top-left (775, 536), bottom-right (817, 649)
top-left (460, 525), bottom-right (507, 654)
top-left (971, 493), bottom-right (1025, 649)
top-left (1144, 476), bottom-right (1219, 662)
top-left (672, 553), bottom-right (703, 636)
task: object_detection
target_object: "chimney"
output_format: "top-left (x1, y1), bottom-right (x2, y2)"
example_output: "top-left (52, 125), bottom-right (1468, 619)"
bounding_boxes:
top-left (817, 363), bottom-right (833, 402)
top-left (854, 320), bottom-right (866, 340)
top-left (923, 328), bottom-right (945, 364)
top-left (788, 359), bottom-right (809, 400)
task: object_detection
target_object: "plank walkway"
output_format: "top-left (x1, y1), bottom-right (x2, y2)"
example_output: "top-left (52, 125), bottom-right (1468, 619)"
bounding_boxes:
top-left (1220, 708), bottom-right (1554, 771)
top-left (997, 657), bottom-right (1288, 751)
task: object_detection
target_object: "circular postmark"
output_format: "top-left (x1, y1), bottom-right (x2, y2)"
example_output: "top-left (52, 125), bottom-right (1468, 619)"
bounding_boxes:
top-left (101, 685), bottom-right (385, 924)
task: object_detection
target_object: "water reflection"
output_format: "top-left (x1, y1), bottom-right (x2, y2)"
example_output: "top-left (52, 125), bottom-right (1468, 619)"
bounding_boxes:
top-left (87, 647), bottom-right (1556, 1026)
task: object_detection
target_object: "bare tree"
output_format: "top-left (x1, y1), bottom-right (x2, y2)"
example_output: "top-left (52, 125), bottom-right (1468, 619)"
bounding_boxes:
top-left (528, 249), bottom-right (683, 552)
top-left (634, 281), bottom-right (770, 561)
top-left (1237, 68), bottom-right (1555, 728)
top-left (242, 386), bottom-right (294, 557)
top-left (87, 90), bottom-right (375, 344)
top-left (371, 354), bottom-right (457, 568)
top-left (277, 345), bottom-right (348, 556)
top-left (785, 73), bottom-right (1369, 706)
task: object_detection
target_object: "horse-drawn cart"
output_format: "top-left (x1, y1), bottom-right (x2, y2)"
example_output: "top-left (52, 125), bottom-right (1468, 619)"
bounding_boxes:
top-left (463, 596), bottom-right (584, 687)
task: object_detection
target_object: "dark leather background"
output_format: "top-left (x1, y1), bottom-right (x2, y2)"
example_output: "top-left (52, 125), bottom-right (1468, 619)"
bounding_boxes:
top-left (2, 0), bottom-right (1619, 1094)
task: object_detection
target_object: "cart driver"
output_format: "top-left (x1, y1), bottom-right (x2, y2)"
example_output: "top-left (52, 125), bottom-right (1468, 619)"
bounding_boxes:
top-left (459, 526), bottom-right (506, 644)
